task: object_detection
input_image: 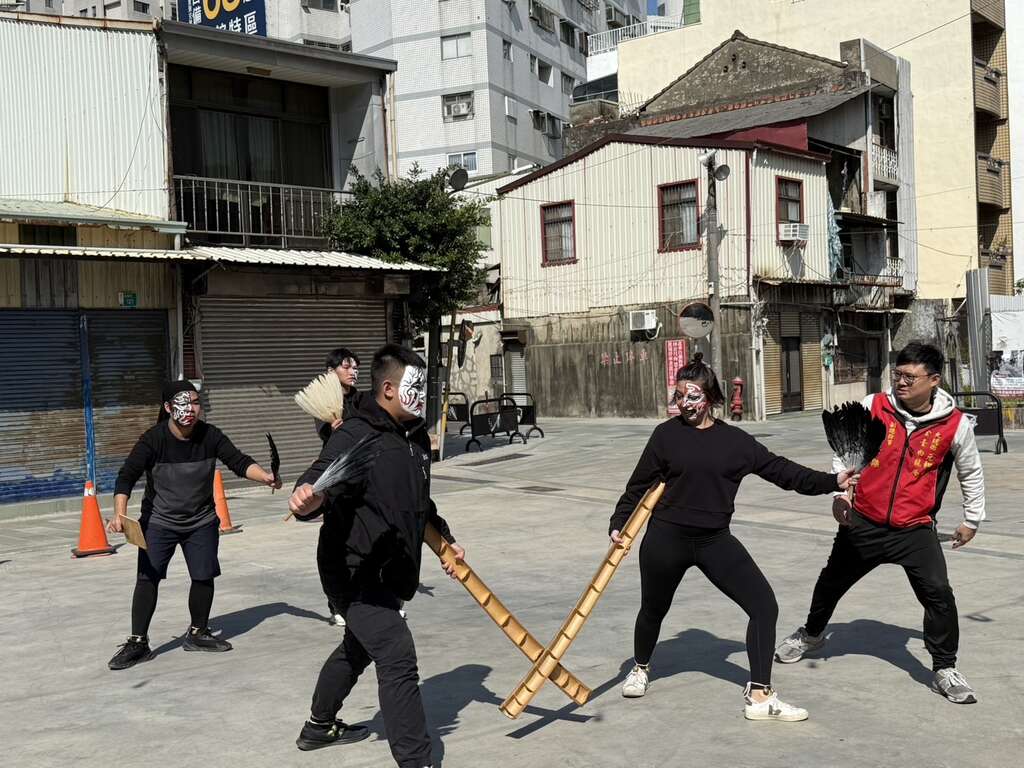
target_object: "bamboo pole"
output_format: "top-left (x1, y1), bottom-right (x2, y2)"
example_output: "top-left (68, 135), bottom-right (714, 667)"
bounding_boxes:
top-left (499, 482), bottom-right (666, 719)
top-left (424, 523), bottom-right (591, 705)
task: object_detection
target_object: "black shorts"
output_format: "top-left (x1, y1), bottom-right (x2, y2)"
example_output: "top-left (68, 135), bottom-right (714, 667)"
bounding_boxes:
top-left (138, 518), bottom-right (221, 582)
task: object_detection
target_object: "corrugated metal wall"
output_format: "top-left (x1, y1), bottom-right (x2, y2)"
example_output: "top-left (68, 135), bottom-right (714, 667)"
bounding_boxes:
top-left (0, 19), bottom-right (167, 219)
top-left (500, 143), bottom-right (749, 319)
top-left (897, 58), bottom-right (919, 293)
top-left (749, 151), bottom-right (830, 282)
top-left (763, 312), bottom-right (782, 416)
top-left (0, 311), bottom-right (86, 502)
top-left (800, 312), bottom-right (823, 411)
top-left (78, 261), bottom-right (176, 309)
top-left (196, 296), bottom-right (388, 489)
top-left (0, 260), bottom-right (20, 308)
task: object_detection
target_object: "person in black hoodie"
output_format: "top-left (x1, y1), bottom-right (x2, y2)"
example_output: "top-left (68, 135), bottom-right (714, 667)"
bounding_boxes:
top-left (611, 354), bottom-right (857, 722)
top-left (288, 345), bottom-right (464, 767)
top-left (315, 346), bottom-right (365, 446)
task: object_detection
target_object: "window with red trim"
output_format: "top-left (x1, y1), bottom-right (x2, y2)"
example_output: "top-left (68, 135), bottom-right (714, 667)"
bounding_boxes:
top-left (777, 178), bottom-right (803, 223)
top-left (541, 202), bottom-right (575, 265)
top-left (658, 181), bottom-right (699, 251)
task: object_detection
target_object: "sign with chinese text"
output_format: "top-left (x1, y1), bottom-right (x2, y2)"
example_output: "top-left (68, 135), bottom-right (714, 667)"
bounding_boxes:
top-left (178, 0), bottom-right (266, 37)
top-left (664, 338), bottom-right (689, 417)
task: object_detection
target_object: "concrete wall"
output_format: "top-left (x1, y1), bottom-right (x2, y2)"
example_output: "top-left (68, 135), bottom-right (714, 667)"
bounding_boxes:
top-left (1008, 0), bottom-right (1024, 283)
top-left (614, 1), bottom-right (981, 300)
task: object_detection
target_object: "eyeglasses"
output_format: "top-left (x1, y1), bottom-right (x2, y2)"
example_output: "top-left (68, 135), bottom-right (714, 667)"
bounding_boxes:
top-left (891, 370), bottom-right (934, 386)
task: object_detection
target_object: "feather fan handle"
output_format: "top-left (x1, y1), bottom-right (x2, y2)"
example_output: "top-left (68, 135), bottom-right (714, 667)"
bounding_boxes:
top-left (311, 433), bottom-right (381, 494)
top-left (821, 401), bottom-right (886, 471)
top-left (294, 372), bottom-right (345, 423)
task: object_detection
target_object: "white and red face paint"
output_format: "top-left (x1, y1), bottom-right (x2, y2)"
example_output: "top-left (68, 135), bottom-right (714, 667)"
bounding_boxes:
top-left (676, 381), bottom-right (709, 422)
top-left (169, 390), bottom-right (199, 427)
top-left (397, 366), bottom-right (427, 418)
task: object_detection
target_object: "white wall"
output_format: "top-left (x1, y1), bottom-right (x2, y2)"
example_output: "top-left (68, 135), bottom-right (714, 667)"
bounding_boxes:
top-left (1008, 0), bottom-right (1023, 284)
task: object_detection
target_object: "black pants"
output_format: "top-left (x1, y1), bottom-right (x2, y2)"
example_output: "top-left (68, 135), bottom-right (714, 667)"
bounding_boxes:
top-left (310, 583), bottom-right (430, 768)
top-left (636, 518), bottom-right (779, 686)
top-left (804, 513), bottom-right (958, 671)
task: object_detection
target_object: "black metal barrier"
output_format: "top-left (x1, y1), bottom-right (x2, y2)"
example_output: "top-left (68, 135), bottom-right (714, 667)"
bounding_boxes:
top-left (951, 391), bottom-right (1009, 455)
top-left (466, 396), bottom-right (527, 452)
top-left (444, 392), bottom-right (471, 434)
top-left (504, 392), bottom-right (544, 439)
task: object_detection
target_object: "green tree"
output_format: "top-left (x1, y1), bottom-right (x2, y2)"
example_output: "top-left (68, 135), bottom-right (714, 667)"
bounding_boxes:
top-left (1016, 277), bottom-right (1023, 296)
top-left (322, 166), bottom-right (489, 331)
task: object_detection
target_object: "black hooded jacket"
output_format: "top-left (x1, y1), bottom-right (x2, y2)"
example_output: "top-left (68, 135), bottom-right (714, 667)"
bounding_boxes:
top-left (298, 397), bottom-right (454, 601)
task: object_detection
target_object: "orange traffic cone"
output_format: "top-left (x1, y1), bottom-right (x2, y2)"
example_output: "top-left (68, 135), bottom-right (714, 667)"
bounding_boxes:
top-left (213, 470), bottom-right (242, 534)
top-left (72, 481), bottom-right (116, 558)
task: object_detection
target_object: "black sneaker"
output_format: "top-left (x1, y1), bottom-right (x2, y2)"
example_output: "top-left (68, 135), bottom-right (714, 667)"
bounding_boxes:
top-left (108, 636), bottom-right (152, 670)
top-left (182, 627), bottom-right (232, 653)
top-left (295, 720), bottom-right (370, 751)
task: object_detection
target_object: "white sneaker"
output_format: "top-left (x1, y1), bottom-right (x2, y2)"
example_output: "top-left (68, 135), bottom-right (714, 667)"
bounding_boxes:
top-left (775, 626), bottom-right (825, 664)
top-left (330, 613), bottom-right (346, 628)
top-left (932, 668), bottom-right (977, 704)
top-left (621, 664), bottom-right (650, 698)
top-left (398, 609), bottom-right (407, 620)
top-left (743, 684), bottom-right (808, 722)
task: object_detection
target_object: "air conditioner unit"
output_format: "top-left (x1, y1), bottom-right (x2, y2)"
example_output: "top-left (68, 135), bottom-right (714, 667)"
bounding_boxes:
top-left (449, 101), bottom-right (472, 117)
top-left (528, 0), bottom-right (541, 20)
top-left (545, 116), bottom-right (563, 138)
top-left (530, 109), bottom-right (547, 130)
top-left (629, 309), bottom-right (658, 332)
top-left (778, 222), bottom-right (810, 242)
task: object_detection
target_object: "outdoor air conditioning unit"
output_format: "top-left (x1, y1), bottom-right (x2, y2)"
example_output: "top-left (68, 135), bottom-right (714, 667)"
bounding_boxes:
top-left (629, 309), bottom-right (658, 332)
top-left (449, 101), bottom-right (472, 117)
top-left (778, 223), bottom-right (810, 243)
top-left (528, 0), bottom-right (542, 20)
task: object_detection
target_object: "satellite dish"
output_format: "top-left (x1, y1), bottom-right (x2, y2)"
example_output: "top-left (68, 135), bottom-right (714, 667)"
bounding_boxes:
top-left (448, 167), bottom-right (469, 192)
top-left (678, 301), bottom-right (715, 339)
top-left (714, 164), bottom-right (731, 181)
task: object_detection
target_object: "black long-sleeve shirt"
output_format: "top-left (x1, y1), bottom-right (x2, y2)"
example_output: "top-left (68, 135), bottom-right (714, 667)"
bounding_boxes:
top-left (115, 421), bottom-right (255, 532)
top-left (315, 387), bottom-right (366, 446)
top-left (610, 418), bottom-right (838, 534)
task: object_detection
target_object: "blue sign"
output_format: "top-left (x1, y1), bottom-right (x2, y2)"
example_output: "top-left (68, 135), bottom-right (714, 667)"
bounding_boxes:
top-left (178, 0), bottom-right (267, 37)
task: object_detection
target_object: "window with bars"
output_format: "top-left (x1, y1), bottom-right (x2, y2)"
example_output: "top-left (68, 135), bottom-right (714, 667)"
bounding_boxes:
top-left (559, 20), bottom-right (576, 46)
top-left (561, 73), bottom-right (575, 95)
top-left (776, 178), bottom-right (803, 224)
top-left (502, 39), bottom-right (513, 61)
top-left (658, 181), bottom-right (699, 251)
top-left (541, 202), bottom-right (576, 265)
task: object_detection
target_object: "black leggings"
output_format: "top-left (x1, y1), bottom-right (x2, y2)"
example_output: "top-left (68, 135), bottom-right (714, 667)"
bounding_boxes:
top-left (130, 576), bottom-right (215, 637)
top-left (635, 518), bottom-right (779, 686)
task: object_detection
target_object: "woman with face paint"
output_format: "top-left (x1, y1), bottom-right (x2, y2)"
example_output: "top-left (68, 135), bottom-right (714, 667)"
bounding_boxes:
top-left (105, 380), bottom-right (281, 671)
top-left (609, 353), bottom-right (858, 721)
top-left (288, 344), bottom-right (463, 766)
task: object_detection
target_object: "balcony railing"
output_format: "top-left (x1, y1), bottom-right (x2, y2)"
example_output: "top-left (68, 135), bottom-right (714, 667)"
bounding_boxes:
top-left (173, 176), bottom-right (349, 247)
top-left (976, 154), bottom-right (1006, 209)
top-left (870, 144), bottom-right (899, 186)
top-left (973, 58), bottom-right (1002, 117)
top-left (847, 255), bottom-right (904, 288)
top-left (971, 0), bottom-right (1004, 29)
top-left (587, 19), bottom-right (681, 56)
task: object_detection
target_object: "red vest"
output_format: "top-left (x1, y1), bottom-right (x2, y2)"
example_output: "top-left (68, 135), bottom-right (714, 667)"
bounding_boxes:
top-left (853, 395), bottom-right (963, 528)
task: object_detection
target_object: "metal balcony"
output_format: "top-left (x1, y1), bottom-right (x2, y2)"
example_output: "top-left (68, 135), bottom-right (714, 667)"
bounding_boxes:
top-left (974, 59), bottom-right (1002, 118)
top-left (173, 176), bottom-right (349, 247)
top-left (870, 144), bottom-right (899, 187)
top-left (587, 19), bottom-right (681, 56)
top-left (976, 154), bottom-right (1006, 209)
top-left (847, 255), bottom-right (904, 288)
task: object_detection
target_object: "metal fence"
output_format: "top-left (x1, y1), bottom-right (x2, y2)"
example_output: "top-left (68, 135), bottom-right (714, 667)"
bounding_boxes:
top-left (587, 19), bottom-right (681, 55)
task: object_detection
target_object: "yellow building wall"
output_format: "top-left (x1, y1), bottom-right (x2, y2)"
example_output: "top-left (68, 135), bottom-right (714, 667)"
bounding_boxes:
top-left (77, 227), bottom-right (174, 249)
top-left (78, 261), bottom-right (175, 309)
top-left (617, 0), bottom-right (982, 299)
top-left (0, 222), bottom-right (17, 243)
top-left (0, 259), bottom-right (20, 307)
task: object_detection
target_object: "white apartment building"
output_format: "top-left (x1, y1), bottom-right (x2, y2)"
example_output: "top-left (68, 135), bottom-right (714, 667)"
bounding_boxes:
top-left (349, 0), bottom-right (644, 177)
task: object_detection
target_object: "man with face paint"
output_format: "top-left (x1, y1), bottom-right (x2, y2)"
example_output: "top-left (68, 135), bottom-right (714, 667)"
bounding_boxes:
top-left (316, 347), bottom-right (365, 445)
top-left (288, 344), bottom-right (463, 765)
top-left (609, 353), bottom-right (858, 721)
top-left (106, 380), bottom-right (280, 671)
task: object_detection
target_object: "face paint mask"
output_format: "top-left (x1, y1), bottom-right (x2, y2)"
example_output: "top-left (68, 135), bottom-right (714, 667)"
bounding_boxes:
top-left (397, 365), bottom-right (427, 418)
top-left (677, 382), bottom-right (708, 421)
top-left (170, 391), bottom-right (197, 427)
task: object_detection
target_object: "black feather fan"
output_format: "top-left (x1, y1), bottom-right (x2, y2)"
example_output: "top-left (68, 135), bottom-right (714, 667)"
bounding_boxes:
top-left (821, 402), bottom-right (886, 471)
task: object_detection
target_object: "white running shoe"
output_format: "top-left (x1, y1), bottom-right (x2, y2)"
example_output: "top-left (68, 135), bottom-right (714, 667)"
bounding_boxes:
top-left (621, 664), bottom-right (650, 698)
top-left (775, 626), bottom-right (825, 664)
top-left (932, 668), bottom-right (977, 704)
top-left (743, 684), bottom-right (808, 722)
top-left (330, 613), bottom-right (346, 628)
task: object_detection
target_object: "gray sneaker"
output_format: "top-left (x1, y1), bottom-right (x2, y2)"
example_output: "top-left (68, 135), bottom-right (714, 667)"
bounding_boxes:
top-left (932, 668), bottom-right (977, 704)
top-left (775, 627), bottom-right (825, 664)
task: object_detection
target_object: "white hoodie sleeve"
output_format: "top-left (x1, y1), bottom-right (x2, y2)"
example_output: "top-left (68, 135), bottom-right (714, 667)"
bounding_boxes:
top-left (952, 415), bottom-right (986, 529)
top-left (831, 394), bottom-right (876, 495)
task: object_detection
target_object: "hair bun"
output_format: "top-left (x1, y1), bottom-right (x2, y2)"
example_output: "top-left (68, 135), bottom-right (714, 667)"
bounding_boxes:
top-left (692, 351), bottom-right (704, 364)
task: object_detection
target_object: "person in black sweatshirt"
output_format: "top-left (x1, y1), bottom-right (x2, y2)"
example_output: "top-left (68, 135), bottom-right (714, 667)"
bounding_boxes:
top-left (315, 347), bottom-right (365, 446)
top-left (610, 353), bottom-right (857, 722)
top-left (288, 345), bottom-right (464, 766)
top-left (106, 380), bottom-right (280, 671)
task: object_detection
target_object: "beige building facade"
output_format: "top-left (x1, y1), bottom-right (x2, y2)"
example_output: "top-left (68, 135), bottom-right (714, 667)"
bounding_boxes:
top-left (616, 0), bottom-right (1013, 299)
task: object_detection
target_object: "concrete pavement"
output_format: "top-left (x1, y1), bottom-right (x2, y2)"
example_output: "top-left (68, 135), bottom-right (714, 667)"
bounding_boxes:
top-left (1, 413), bottom-right (1022, 768)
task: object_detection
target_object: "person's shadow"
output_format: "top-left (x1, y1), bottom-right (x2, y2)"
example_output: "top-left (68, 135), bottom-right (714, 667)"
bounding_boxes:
top-left (805, 618), bottom-right (932, 686)
top-left (149, 602), bottom-right (327, 656)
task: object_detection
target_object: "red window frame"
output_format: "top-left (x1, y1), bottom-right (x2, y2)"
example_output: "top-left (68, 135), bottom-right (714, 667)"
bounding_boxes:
top-left (540, 200), bottom-right (577, 267)
top-left (775, 175), bottom-right (804, 243)
top-left (657, 179), bottom-right (700, 253)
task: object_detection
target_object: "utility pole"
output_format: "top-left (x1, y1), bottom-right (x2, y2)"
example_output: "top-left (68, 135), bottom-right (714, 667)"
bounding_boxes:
top-left (704, 154), bottom-right (723, 376)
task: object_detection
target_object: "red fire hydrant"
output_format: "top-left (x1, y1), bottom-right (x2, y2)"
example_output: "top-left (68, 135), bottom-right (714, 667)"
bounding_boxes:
top-left (730, 377), bottom-right (744, 421)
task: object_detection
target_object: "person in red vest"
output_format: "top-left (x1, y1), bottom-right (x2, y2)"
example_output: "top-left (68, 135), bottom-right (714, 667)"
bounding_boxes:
top-left (776, 342), bottom-right (985, 704)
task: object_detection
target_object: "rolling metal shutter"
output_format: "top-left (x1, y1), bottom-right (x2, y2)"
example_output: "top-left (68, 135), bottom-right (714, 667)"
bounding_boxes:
top-left (87, 311), bottom-right (169, 492)
top-left (506, 343), bottom-right (527, 406)
top-left (800, 312), bottom-right (823, 411)
top-left (196, 296), bottom-right (387, 489)
top-left (763, 312), bottom-right (782, 416)
top-left (0, 311), bottom-right (86, 502)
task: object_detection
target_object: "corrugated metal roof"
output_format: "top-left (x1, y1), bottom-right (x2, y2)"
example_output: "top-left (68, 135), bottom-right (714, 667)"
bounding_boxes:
top-left (629, 88), bottom-right (869, 140)
top-left (0, 198), bottom-right (186, 233)
top-left (0, 244), bottom-right (440, 271)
